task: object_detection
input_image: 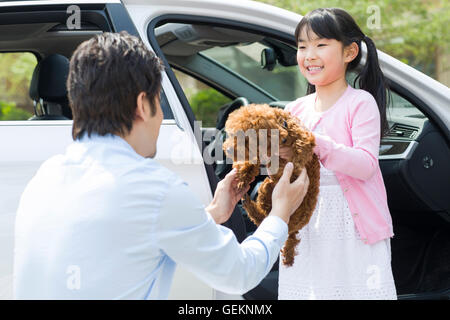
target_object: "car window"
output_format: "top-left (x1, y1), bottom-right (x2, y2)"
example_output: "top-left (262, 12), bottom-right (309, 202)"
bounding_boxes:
top-left (173, 69), bottom-right (231, 127)
top-left (388, 91), bottom-right (426, 119)
top-left (346, 71), bottom-right (426, 126)
top-left (154, 22), bottom-right (309, 103)
top-left (0, 52), bottom-right (37, 120)
top-left (203, 43), bottom-right (308, 101)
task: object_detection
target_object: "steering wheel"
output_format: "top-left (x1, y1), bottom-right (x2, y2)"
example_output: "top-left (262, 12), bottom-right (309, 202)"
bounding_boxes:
top-left (215, 97), bottom-right (249, 131)
top-left (204, 97), bottom-right (249, 179)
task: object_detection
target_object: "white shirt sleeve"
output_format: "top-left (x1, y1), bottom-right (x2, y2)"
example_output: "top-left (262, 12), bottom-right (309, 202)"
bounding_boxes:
top-left (156, 181), bottom-right (288, 295)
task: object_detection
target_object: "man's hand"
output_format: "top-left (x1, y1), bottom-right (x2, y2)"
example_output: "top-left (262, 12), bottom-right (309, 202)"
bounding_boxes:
top-left (269, 162), bottom-right (309, 224)
top-left (206, 169), bottom-right (252, 224)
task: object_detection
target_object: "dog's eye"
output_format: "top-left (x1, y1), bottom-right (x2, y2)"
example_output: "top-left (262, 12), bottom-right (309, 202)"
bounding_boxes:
top-left (281, 138), bottom-right (287, 144)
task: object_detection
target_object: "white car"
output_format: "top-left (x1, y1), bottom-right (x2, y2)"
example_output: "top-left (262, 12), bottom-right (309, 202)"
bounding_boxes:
top-left (0, 0), bottom-right (449, 300)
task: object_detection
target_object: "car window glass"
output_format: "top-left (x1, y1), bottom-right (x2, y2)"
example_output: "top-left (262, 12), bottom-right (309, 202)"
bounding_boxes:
top-left (347, 71), bottom-right (426, 123)
top-left (388, 91), bottom-right (426, 119)
top-left (203, 44), bottom-right (308, 101)
top-left (173, 69), bottom-right (231, 127)
top-left (0, 52), bottom-right (37, 121)
top-left (154, 22), bottom-right (309, 103)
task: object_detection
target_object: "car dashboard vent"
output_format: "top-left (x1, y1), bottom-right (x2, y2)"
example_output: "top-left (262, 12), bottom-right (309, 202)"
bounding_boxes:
top-left (387, 124), bottom-right (418, 139)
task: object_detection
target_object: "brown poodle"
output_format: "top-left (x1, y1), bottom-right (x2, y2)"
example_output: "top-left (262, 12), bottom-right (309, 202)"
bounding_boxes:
top-left (223, 104), bottom-right (320, 266)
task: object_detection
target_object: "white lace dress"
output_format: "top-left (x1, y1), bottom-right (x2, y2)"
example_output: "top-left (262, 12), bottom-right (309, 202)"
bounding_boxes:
top-left (278, 123), bottom-right (397, 300)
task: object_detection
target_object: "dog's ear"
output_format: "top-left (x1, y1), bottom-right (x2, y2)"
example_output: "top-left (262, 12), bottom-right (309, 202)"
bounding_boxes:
top-left (285, 116), bottom-right (316, 167)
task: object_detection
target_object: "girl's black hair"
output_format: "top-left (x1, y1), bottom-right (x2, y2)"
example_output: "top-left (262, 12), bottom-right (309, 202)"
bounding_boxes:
top-left (295, 8), bottom-right (390, 137)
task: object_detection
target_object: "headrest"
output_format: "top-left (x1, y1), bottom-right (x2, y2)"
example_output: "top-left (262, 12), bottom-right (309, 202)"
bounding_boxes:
top-left (29, 54), bottom-right (70, 103)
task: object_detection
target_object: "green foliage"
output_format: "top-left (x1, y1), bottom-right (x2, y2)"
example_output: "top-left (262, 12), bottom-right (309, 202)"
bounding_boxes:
top-left (189, 88), bottom-right (231, 127)
top-left (0, 101), bottom-right (32, 120)
top-left (256, 0), bottom-right (450, 80)
top-left (0, 52), bottom-right (36, 98)
top-left (0, 52), bottom-right (37, 120)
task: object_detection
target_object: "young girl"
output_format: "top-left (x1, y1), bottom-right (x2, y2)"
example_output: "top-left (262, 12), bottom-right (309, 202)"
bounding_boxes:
top-left (278, 8), bottom-right (397, 299)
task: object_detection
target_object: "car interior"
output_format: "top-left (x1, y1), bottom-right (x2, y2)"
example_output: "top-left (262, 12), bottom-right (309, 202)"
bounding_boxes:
top-left (1, 7), bottom-right (448, 300)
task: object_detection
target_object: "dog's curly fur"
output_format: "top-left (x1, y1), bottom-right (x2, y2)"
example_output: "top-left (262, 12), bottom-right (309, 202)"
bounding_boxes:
top-left (223, 104), bottom-right (320, 266)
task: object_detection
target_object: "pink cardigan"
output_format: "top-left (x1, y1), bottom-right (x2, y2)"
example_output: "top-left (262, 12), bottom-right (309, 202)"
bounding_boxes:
top-left (285, 85), bottom-right (394, 244)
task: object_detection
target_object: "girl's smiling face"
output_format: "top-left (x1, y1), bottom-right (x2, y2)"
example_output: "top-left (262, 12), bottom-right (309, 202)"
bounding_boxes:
top-left (296, 28), bottom-right (356, 88)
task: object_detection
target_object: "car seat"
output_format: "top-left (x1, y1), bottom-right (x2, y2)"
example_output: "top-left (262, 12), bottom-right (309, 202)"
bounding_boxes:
top-left (28, 54), bottom-right (72, 120)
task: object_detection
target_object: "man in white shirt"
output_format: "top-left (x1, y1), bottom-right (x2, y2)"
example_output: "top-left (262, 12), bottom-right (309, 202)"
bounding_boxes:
top-left (13, 32), bottom-right (309, 299)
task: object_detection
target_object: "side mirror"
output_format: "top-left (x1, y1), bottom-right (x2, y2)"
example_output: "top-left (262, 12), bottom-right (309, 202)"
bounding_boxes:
top-left (261, 48), bottom-right (277, 71)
